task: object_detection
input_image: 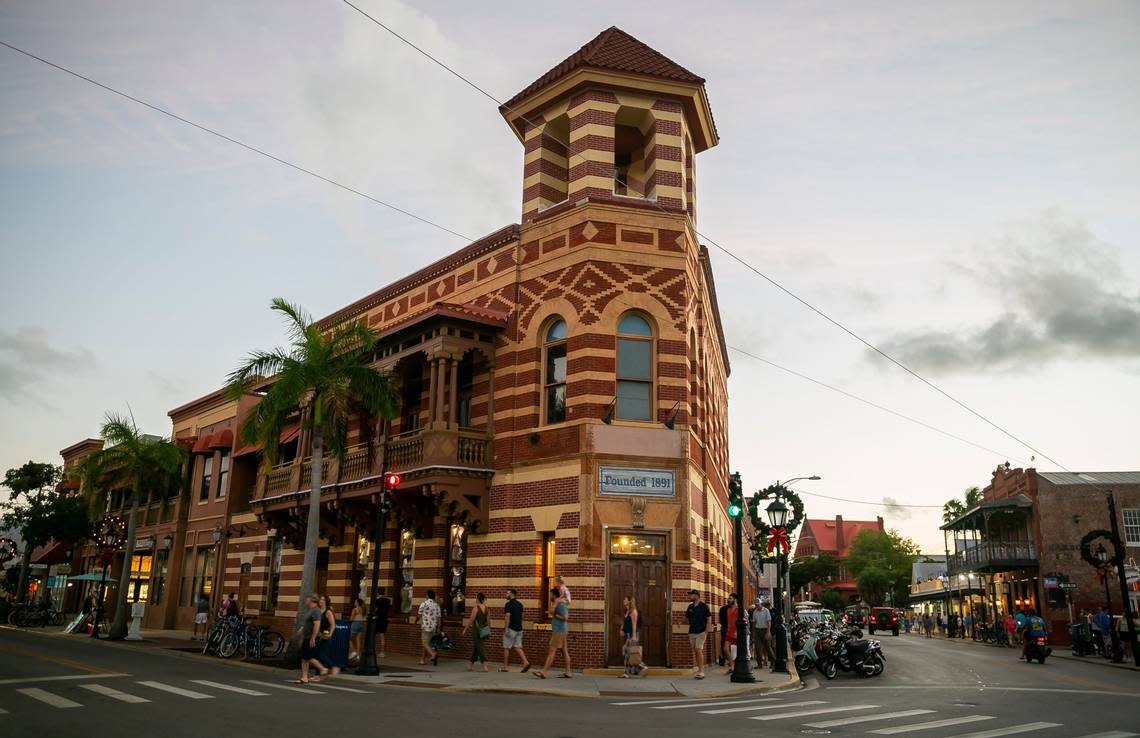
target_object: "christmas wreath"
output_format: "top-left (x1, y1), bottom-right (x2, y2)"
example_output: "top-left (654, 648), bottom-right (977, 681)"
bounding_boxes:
top-left (1079, 529), bottom-right (1118, 581)
top-left (93, 516), bottom-right (127, 564)
top-left (747, 484), bottom-right (805, 560)
top-left (0, 537), bottom-right (17, 565)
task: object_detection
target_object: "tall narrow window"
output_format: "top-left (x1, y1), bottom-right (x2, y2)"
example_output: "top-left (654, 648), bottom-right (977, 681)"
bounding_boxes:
top-left (616, 313), bottom-right (653, 421)
top-left (199, 454), bottom-right (213, 502)
top-left (180, 547), bottom-right (194, 606)
top-left (266, 538), bottom-right (283, 609)
top-left (540, 532), bottom-right (556, 617)
top-left (151, 548), bottom-right (168, 605)
top-left (215, 451), bottom-right (230, 499)
top-left (544, 319), bottom-right (568, 424)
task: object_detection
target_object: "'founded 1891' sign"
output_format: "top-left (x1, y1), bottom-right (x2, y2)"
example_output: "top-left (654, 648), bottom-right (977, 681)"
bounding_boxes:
top-left (599, 466), bottom-right (675, 497)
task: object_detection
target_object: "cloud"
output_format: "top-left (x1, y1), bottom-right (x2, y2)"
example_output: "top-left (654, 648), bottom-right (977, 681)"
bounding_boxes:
top-left (0, 327), bottom-right (94, 404)
top-left (875, 209), bottom-right (1140, 374)
top-left (880, 496), bottom-right (912, 520)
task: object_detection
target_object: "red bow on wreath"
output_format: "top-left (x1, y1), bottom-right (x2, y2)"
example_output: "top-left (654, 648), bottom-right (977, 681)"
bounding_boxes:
top-left (767, 527), bottom-right (790, 555)
top-left (1097, 563), bottom-right (1113, 583)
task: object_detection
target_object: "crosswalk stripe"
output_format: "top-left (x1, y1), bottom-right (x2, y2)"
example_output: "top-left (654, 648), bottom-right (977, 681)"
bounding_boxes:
top-left (305, 682), bottom-right (371, 694)
top-left (242, 679), bottom-right (324, 694)
top-left (16, 688), bottom-right (82, 709)
top-left (944, 723), bottom-right (1064, 738)
top-left (750, 704), bottom-right (879, 721)
top-left (652, 697), bottom-right (781, 710)
top-left (871, 715), bottom-right (996, 734)
top-left (136, 681), bottom-right (214, 699)
top-left (80, 684), bottom-right (150, 703)
top-left (611, 697), bottom-right (727, 706)
top-left (1071, 733), bottom-right (1138, 738)
top-left (702, 700), bottom-right (828, 715)
top-left (190, 680), bottom-right (269, 696)
top-left (805, 709), bottom-right (937, 727)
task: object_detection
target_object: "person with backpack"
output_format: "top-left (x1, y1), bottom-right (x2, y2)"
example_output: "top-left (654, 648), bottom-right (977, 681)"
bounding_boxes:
top-left (461, 592), bottom-right (491, 672)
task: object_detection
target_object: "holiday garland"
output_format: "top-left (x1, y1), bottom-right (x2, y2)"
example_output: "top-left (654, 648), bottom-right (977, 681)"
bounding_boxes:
top-left (1079, 529), bottom-right (1118, 570)
top-left (746, 484), bottom-right (805, 561)
top-left (94, 516), bottom-right (127, 551)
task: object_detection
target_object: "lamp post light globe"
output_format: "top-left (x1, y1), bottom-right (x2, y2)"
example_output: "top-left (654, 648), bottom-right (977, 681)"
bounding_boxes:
top-left (766, 499), bottom-right (789, 528)
top-left (1095, 544), bottom-right (1108, 564)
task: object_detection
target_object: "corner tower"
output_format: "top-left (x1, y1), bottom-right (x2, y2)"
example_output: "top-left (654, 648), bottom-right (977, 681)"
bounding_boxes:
top-left (501, 27), bottom-right (718, 224)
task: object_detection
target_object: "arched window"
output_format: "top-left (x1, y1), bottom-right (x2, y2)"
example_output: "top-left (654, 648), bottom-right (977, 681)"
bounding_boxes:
top-left (544, 319), bottom-right (568, 424)
top-left (616, 312), bottom-right (653, 421)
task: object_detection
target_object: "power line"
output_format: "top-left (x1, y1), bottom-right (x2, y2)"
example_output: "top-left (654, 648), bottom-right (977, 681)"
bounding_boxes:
top-left (0, 39), bottom-right (473, 243)
top-left (792, 488), bottom-right (945, 510)
top-left (727, 345), bottom-right (1027, 464)
top-left (338, 4), bottom-right (1069, 472)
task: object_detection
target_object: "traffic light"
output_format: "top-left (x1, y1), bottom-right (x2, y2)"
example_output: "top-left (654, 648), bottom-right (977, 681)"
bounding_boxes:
top-left (728, 472), bottom-right (743, 519)
top-left (384, 472), bottom-right (400, 491)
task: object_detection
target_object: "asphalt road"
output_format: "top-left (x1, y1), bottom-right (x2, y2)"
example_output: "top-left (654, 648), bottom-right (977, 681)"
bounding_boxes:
top-left (1, 626), bottom-right (1137, 738)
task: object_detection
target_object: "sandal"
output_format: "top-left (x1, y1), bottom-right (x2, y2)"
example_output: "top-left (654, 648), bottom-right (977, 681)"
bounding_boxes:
top-left (695, 673), bottom-right (705, 680)
top-left (499, 668), bottom-right (509, 672)
top-left (559, 673), bottom-right (572, 678)
top-left (533, 671), bottom-right (546, 679)
top-left (293, 679), bottom-right (310, 684)
top-left (521, 664), bottom-right (531, 673)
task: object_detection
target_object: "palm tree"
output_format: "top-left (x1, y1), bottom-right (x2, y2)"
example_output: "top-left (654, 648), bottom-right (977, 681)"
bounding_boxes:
top-left (225, 298), bottom-right (397, 649)
top-left (941, 485), bottom-right (984, 525)
top-left (74, 413), bottom-right (186, 640)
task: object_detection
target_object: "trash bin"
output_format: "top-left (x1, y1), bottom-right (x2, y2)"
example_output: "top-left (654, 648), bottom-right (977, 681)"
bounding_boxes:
top-left (328, 620), bottom-right (351, 669)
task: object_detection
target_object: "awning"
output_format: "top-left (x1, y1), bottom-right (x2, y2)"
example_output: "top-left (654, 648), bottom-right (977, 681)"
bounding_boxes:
top-left (31, 541), bottom-right (71, 566)
top-left (279, 426), bottom-right (300, 444)
top-left (191, 434), bottom-right (213, 455)
top-left (234, 443), bottom-right (261, 458)
top-left (68, 571), bottom-right (111, 582)
top-left (209, 429), bottom-right (234, 450)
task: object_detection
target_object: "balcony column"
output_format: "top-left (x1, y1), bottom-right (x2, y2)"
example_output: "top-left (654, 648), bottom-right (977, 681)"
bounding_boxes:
top-left (486, 364), bottom-right (495, 434)
top-left (426, 356), bottom-right (440, 426)
top-left (433, 357), bottom-right (446, 428)
top-left (448, 357), bottom-right (459, 428)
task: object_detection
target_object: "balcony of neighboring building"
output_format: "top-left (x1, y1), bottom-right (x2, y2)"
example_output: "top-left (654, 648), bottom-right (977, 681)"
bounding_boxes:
top-left (250, 303), bottom-right (504, 535)
top-left (941, 494), bottom-right (1038, 575)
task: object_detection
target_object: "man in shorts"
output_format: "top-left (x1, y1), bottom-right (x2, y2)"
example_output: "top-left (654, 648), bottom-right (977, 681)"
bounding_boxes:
top-left (501, 588), bottom-right (530, 672)
top-left (418, 589), bottom-right (441, 666)
top-left (686, 589), bottom-right (711, 679)
top-left (192, 593), bottom-right (209, 640)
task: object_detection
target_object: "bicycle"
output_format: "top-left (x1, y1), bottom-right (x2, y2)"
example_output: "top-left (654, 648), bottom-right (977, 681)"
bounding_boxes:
top-left (243, 620), bottom-right (285, 660)
top-left (202, 616), bottom-right (235, 655)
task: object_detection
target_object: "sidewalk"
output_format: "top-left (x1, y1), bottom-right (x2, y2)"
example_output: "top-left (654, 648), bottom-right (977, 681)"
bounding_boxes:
top-left (924, 630), bottom-right (1140, 672)
top-left (19, 625), bottom-right (800, 698)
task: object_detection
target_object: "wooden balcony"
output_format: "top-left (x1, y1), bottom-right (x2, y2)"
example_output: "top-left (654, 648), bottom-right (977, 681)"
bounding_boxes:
top-left (946, 541), bottom-right (1037, 574)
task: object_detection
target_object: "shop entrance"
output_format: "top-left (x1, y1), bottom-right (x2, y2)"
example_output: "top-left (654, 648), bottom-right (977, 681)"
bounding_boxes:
top-left (606, 532), bottom-right (668, 666)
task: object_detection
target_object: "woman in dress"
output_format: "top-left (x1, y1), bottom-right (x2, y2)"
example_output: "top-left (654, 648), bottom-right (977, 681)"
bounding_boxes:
top-left (317, 595), bottom-right (341, 679)
top-left (462, 592), bottom-right (490, 671)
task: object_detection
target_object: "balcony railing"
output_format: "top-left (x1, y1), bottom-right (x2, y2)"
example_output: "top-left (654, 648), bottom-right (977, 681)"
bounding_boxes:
top-left (947, 541), bottom-right (1037, 573)
top-left (254, 429), bottom-right (492, 502)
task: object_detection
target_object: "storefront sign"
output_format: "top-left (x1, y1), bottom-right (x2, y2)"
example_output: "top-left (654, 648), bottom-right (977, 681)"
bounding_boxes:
top-left (135, 537), bottom-right (154, 550)
top-left (599, 466), bottom-right (675, 497)
top-left (55, 564), bottom-right (71, 574)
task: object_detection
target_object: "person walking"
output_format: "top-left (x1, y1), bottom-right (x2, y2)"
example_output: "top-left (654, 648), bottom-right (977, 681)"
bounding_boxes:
top-left (316, 595), bottom-right (341, 679)
top-left (723, 593), bottom-right (740, 675)
top-left (348, 596), bottom-right (365, 663)
top-left (753, 599), bottom-right (773, 668)
top-left (963, 612), bottom-right (973, 639)
top-left (533, 588), bottom-right (571, 679)
top-left (717, 596), bottom-right (733, 666)
top-left (621, 596), bottom-right (647, 677)
top-left (462, 592), bottom-right (491, 672)
top-left (418, 590), bottom-right (441, 666)
top-left (501, 588), bottom-right (530, 672)
top-left (686, 589), bottom-right (711, 679)
top-left (192, 593), bottom-right (210, 640)
top-left (374, 586), bottom-right (391, 658)
top-left (296, 593), bottom-right (325, 684)
top-left (923, 612), bottom-right (933, 638)
top-left (1004, 613), bottom-right (1017, 647)
top-left (1093, 606), bottom-right (1113, 658)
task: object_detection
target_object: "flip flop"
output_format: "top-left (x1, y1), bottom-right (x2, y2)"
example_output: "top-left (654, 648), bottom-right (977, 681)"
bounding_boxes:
top-left (533, 671), bottom-right (546, 679)
top-left (695, 673), bottom-right (705, 679)
top-left (293, 679), bottom-right (310, 684)
top-left (558, 673), bottom-right (572, 678)
top-left (521, 664), bottom-right (531, 672)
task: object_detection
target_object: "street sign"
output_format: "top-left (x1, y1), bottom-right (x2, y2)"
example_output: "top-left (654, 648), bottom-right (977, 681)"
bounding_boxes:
top-left (1059, 582), bottom-right (1078, 589)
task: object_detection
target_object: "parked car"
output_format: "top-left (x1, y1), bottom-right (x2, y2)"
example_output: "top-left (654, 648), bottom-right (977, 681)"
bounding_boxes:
top-left (843, 607), bottom-right (867, 627)
top-left (868, 607), bottom-right (900, 636)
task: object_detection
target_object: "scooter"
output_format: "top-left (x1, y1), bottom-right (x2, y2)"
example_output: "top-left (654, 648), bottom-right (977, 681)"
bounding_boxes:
top-left (834, 632), bottom-right (886, 677)
top-left (794, 630), bottom-right (823, 674)
top-left (1024, 634), bottom-right (1052, 664)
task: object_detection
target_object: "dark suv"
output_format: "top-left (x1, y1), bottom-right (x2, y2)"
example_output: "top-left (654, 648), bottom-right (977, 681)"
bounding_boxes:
top-left (868, 607), bottom-right (900, 636)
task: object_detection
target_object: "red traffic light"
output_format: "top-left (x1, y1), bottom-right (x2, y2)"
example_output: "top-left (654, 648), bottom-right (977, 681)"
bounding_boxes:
top-left (384, 473), bottom-right (400, 490)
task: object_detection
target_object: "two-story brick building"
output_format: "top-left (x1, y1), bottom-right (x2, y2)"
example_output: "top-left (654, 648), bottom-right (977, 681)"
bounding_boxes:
top-left (59, 27), bottom-right (738, 668)
top-left (792, 515), bottom-right (886, 604)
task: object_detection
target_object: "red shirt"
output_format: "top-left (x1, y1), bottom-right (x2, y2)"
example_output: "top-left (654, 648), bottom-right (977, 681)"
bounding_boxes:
top-left (725, 605), bottom-right (739, 644)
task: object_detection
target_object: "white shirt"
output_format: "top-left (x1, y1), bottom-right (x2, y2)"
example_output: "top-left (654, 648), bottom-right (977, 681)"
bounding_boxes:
top-left (418, 599), bottom-right (440, 632)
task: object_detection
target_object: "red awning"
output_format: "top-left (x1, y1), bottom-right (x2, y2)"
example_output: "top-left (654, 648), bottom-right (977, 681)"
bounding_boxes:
top-left (191, 434), bottom-right (213, 455)
top-left (279, 426), bottom-right (300, 444)
top-left (234, 443), bottom-right (261, 458)
top-left (31, 541), bottom-right (71, 566)
top-left (209, 429), bottom-right (234, 450)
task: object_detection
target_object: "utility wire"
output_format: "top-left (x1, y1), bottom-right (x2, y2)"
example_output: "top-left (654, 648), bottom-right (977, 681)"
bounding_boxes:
top-left (792, 488), bottom-right (945, 510)
top-left (339, 2), bottom-right (1069, 472)
top-left (0, 39), bottom-right (473, 242)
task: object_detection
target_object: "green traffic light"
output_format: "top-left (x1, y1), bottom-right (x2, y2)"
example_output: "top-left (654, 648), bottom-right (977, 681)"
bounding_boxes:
top-left (728, 503), bottom-right (742, 518)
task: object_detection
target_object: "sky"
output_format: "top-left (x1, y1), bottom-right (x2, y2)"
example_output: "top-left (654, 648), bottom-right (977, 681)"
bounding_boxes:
top-left (2, 1), bottom-right (1138, 553)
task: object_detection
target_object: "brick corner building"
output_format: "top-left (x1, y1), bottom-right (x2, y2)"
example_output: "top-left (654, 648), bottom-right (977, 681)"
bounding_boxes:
top-left (58, 27), bottom-right (737, 669)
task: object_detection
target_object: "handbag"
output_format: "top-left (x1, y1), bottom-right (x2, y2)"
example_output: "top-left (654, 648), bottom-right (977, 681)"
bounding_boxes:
top-left (477, 624), bottom-right (492, 639)
top-left (430, 631), bottom-right (454, 650)
top-left (624, 642), bottom-right (643, 666)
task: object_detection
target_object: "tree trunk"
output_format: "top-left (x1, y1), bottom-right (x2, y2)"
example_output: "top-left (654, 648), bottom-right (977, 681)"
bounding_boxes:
top-left (108, 489), bottom-right (140, 640)
top-left (287, 429), bottom-right (324, 661)
top-left (15, 543), bottom-right (32, 604)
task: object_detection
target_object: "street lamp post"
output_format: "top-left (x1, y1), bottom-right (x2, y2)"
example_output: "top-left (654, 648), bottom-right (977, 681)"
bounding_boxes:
top-left (356, 445), bottom-right (396, 677)
top-left (766, 496), bottom-right (790, 673)
top-left (728, 473), bottom-right (755, 684)
top-left (1095, 544), bottom-right (1124, 664)
top-left (91, 518), bottom-right (124, 640)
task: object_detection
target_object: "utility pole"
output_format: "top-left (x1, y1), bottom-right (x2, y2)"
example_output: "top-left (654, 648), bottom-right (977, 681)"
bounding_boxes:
top-left (1106, 491), bottom-right (1139, 667)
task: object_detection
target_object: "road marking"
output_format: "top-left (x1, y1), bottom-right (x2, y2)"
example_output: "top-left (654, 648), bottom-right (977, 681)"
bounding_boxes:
top-left (306, 682), bottom-right (371, 694)
top-left (651, 697), bottom-right (781, 710)
top-left (79, 683), bottom-right (150, 704)
top-left (611, 696), bottom-right (730, 706)
top-left (16, 688), bottom-right (83, 709)
top-left (0, 673), bottom-right (129, 685)
top-left (702, 699), bottom-right (828, 715)
top-left (136, 681), bottom-right (213, 699)
top-left (1071, 733), bottom-right (1138, 738)
top-left (750, 704), bottom-right (879, 721)
top-left (831, 686), bottom-right (1140, 697)
top-left (871, 716), bottom-right (996, 734)
top-left (242, 679), bottom-right (324, 694)
top-left (943, 723), bottom-right (1063, 738)
top-left (190, 680), bottom-right (269, 696)
top-left (805, 709), bottom-right (937, 727)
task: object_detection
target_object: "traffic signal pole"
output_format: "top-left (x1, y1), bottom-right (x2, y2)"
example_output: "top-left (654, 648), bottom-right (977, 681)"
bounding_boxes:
top-left (356, 457), bottom-right (398, 676)
top-left (729, 472), bottom-right (756, 683)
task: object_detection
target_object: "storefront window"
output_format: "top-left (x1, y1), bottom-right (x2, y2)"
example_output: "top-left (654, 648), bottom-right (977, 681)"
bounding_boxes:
top-left (151, 549), bottom-right (168, 605)
top-left (541, 532), bottom-right (556, 617)
top-left (128, 553), bottom-right (152, 603)
top-left (610, 532), bottom-right (665, 557)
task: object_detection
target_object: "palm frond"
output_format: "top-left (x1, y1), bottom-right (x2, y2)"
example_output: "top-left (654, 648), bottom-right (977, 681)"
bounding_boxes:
top-left (270, 298), bottom-right (312, 342)
top-left (225, 348), bottom-right (291, 398)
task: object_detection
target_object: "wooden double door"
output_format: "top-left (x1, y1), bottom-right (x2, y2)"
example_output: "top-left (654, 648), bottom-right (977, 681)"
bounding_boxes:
top-left (607, 556), bottom-right (669, 666)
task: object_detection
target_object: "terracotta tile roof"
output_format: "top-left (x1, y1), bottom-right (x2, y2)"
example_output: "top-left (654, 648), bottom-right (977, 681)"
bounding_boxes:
top-left (800, 518), bottom-right (885, 559)
top-left (316, 224), bottom-right (519, 329)
top-left (502, 26), bottom-right (705, 111)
